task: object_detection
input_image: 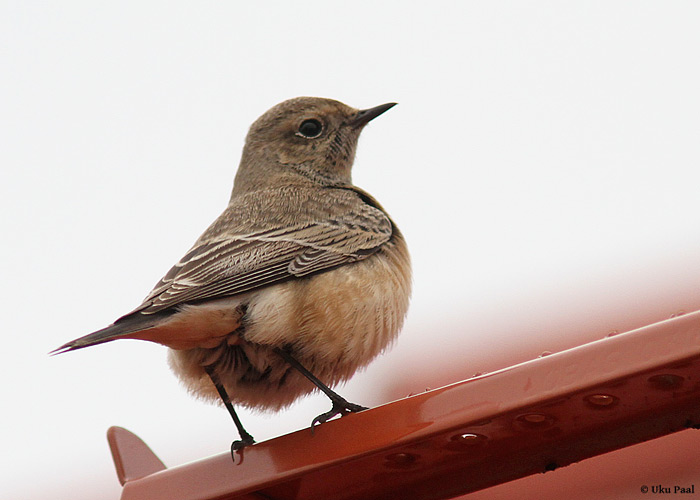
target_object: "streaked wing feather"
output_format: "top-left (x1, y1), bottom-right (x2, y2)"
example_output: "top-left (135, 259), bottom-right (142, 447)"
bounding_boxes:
top-left (288, 248), bottom-right (354, 276)
top-left (151, 260), bottom-right (292, 308)
top-left (133, 210), bottom-right (392, 315)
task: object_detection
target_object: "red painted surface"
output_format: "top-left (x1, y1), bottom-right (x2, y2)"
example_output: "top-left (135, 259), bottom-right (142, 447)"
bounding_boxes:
top-left (109, 310), bottom-right (700, 499)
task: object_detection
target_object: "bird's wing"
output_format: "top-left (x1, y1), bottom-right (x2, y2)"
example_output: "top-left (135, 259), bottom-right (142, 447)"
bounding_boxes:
top-left (130, 204), bottom-right (393, 315)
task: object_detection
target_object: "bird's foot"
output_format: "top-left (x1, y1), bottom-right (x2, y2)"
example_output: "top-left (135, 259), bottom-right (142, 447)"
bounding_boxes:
top-left (311, 398), bottom-right (368, 431)
top-left (230, 433), bottom-right (255, 458)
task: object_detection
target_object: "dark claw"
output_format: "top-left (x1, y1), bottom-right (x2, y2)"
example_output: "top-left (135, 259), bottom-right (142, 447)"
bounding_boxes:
top-left (310, 398), bottom-right (368, 432)
top-left (230, 434), bottom-right (255, 458)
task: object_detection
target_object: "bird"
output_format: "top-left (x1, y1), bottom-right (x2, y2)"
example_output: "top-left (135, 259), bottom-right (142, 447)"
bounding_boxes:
top-left (53, 97), bottom-right (412, 453)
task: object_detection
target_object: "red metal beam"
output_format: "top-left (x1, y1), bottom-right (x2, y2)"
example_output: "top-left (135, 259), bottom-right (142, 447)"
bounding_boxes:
top-left (109, 310), bottom-right (700, 499)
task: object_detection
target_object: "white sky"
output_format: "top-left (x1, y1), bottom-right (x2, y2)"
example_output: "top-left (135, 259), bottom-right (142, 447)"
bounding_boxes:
top-left (3, 2), bottom-right (700, 499)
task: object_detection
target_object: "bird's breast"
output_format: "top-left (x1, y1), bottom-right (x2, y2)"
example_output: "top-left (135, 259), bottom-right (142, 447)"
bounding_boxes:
top-left (245, 233), bottom-right (411, 371)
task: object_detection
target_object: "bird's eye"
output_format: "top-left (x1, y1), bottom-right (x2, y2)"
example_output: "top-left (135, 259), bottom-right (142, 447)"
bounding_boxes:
top-left (297, 119), bottom-right (323, 138)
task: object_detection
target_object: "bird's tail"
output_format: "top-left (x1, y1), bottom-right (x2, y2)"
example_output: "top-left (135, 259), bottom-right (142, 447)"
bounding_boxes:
top-left (50, 310), bottom-right (174, 355)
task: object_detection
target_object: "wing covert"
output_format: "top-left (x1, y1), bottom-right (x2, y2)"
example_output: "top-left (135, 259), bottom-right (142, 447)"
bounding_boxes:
top-left (131, 203), bottom-right (392, 315)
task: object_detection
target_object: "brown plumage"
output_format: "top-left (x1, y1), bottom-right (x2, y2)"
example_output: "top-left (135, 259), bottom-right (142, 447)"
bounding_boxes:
top-left (54, 97), bottom-right (411, 446)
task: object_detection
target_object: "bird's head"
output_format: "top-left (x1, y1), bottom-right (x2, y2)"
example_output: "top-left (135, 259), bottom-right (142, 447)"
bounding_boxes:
top-left (233, 97), bottom-right (396, 194)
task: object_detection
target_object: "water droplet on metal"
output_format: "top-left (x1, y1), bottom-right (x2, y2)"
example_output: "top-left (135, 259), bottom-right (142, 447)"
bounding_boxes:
top-left (606, 330), bottom-right (620, 338)
top-left (670, 310), bottom-right (686, 318)
top-left (584, 393), bottom-right (618, 408)
top-left (515, 413), bottom-right (555, 429)
top-left (453, 433), bottom-right (485, 443)
top-left (538, 351), bottom-right (552, 358)
top-left (445, 432), bottom-right (487, 451)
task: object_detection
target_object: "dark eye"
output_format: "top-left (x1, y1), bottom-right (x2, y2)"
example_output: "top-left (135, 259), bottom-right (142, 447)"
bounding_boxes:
top-left (297, 119), bottom-right (323, 138)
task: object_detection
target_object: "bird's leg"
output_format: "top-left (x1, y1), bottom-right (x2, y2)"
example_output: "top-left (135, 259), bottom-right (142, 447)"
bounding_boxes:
top-left (273, 347), bottom-right (368, 430)
top-left (204, 365), bottom-right (255, 455)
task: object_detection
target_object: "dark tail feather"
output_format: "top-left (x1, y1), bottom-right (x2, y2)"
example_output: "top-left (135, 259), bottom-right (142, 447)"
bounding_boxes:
top-left (50, 310), bottom-right (174, 355)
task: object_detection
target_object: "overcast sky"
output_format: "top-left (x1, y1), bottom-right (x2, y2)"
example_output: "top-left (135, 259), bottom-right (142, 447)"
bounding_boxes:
top-left (3, 2), bottom-right (700, 499)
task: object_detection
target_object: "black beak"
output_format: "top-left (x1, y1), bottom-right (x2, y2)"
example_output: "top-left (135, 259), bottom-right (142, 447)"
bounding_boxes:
top-left (349, 102), bottom-right (397, 128)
